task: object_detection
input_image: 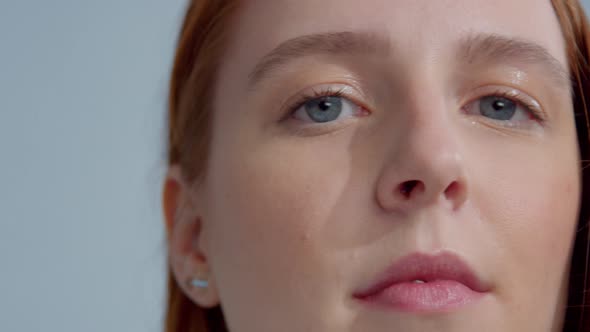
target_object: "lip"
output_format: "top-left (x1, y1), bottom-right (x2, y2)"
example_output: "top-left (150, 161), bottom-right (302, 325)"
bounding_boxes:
top-left (352, 251), bottom-right (491, 312)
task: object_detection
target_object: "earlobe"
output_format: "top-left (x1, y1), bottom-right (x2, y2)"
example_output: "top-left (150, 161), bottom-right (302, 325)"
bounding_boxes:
top-left (162, 165), bottom-right (220, 308)
top-left (170, 221), bottom-right (221, 308)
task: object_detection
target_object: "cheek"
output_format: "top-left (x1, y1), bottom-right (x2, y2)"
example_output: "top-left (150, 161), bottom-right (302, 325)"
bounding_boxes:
top-left (482, 163), bottom-right (578, 253)
top-left (203, 134), bottom-right (354, 328)
top-left (471, 138), bottom-right (580, 316)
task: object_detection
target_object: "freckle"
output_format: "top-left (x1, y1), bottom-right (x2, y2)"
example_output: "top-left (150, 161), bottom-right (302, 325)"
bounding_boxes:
top-left (300, 231), bottom-right (311, 244)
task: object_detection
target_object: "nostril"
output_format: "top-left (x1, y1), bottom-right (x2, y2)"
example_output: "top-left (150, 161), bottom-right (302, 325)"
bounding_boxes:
top-left (445, 181), bottom-right (460, 197)
top-left (399, 180), bottom-right (420, 198)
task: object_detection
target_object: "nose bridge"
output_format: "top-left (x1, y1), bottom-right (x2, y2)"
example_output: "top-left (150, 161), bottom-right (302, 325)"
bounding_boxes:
top-left (375, 92), bottom-right (468, 213)
top-left (406, 103), bottom-right (462, 177)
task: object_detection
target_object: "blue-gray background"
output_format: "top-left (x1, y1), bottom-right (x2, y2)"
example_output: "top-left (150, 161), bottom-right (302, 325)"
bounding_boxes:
top-left (0, 1), bottom-right (184, 331)
top-left (1, 1), bottom-right (589, 331)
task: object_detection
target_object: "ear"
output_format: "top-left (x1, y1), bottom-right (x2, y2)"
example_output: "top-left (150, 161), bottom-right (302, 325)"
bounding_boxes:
top-left (162, 165), bottom-right (220, 308)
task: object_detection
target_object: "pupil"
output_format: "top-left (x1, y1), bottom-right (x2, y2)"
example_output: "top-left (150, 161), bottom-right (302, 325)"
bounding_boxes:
top-left (493, 100), bottom-right (505, 111)
top-left (319, 101), bottom-right (331, 111)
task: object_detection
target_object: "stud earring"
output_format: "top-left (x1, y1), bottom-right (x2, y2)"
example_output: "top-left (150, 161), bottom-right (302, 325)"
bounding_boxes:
top-left (190, 277), bottom-right (209, 288)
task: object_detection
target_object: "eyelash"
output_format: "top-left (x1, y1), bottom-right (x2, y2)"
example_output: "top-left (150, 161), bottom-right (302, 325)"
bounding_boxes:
top-left (285, 86), bottom-right (545, 124)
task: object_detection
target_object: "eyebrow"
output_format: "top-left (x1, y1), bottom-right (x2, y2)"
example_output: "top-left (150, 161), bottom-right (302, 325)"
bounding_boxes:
top-left (247, 30), bottom-right (571, 92)
top-left (247, 31), bottom-right (390, 88)
top-left (458, 33), bottom-right (571, 91)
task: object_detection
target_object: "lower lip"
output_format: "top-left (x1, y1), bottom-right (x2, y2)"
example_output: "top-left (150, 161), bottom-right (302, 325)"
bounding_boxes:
top-left (356, 280), bottom-right (485, 312)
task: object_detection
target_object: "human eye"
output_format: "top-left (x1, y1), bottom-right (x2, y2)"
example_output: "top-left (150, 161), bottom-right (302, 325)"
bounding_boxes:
top-left (462, 88), bottom-right (546, 130)
top-left (285, 85), bottom-right (369, 125)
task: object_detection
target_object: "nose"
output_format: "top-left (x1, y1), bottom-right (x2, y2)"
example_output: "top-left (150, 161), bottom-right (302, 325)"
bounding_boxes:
top-left (375, 110), bottom-right (469, 214)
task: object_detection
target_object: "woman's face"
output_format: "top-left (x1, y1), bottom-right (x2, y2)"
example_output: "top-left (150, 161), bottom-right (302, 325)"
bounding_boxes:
top-left (180, 0), bottom-right (581, 331)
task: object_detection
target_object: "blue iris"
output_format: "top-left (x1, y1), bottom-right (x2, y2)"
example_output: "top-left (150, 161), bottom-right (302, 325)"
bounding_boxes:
top-left (304, 96), bottom-right (343, 123)
top-left (480, 96), bottom-right (516, 120)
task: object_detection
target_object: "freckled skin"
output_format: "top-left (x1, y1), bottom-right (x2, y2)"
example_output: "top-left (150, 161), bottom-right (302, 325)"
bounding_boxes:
top-left (167, 1), bottom-right (581, 331)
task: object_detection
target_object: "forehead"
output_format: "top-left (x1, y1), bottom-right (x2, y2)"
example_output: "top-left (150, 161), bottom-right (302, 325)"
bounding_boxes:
top-left (220, 0), bottom-right (567, 85)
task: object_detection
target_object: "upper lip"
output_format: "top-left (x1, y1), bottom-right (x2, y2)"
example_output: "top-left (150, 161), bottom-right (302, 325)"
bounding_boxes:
top-left (353, 251), bottom-right (490, 299)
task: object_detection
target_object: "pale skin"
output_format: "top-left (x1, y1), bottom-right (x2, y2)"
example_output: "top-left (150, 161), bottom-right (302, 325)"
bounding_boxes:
top-left (163, 0), bottom-right (581, 331)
